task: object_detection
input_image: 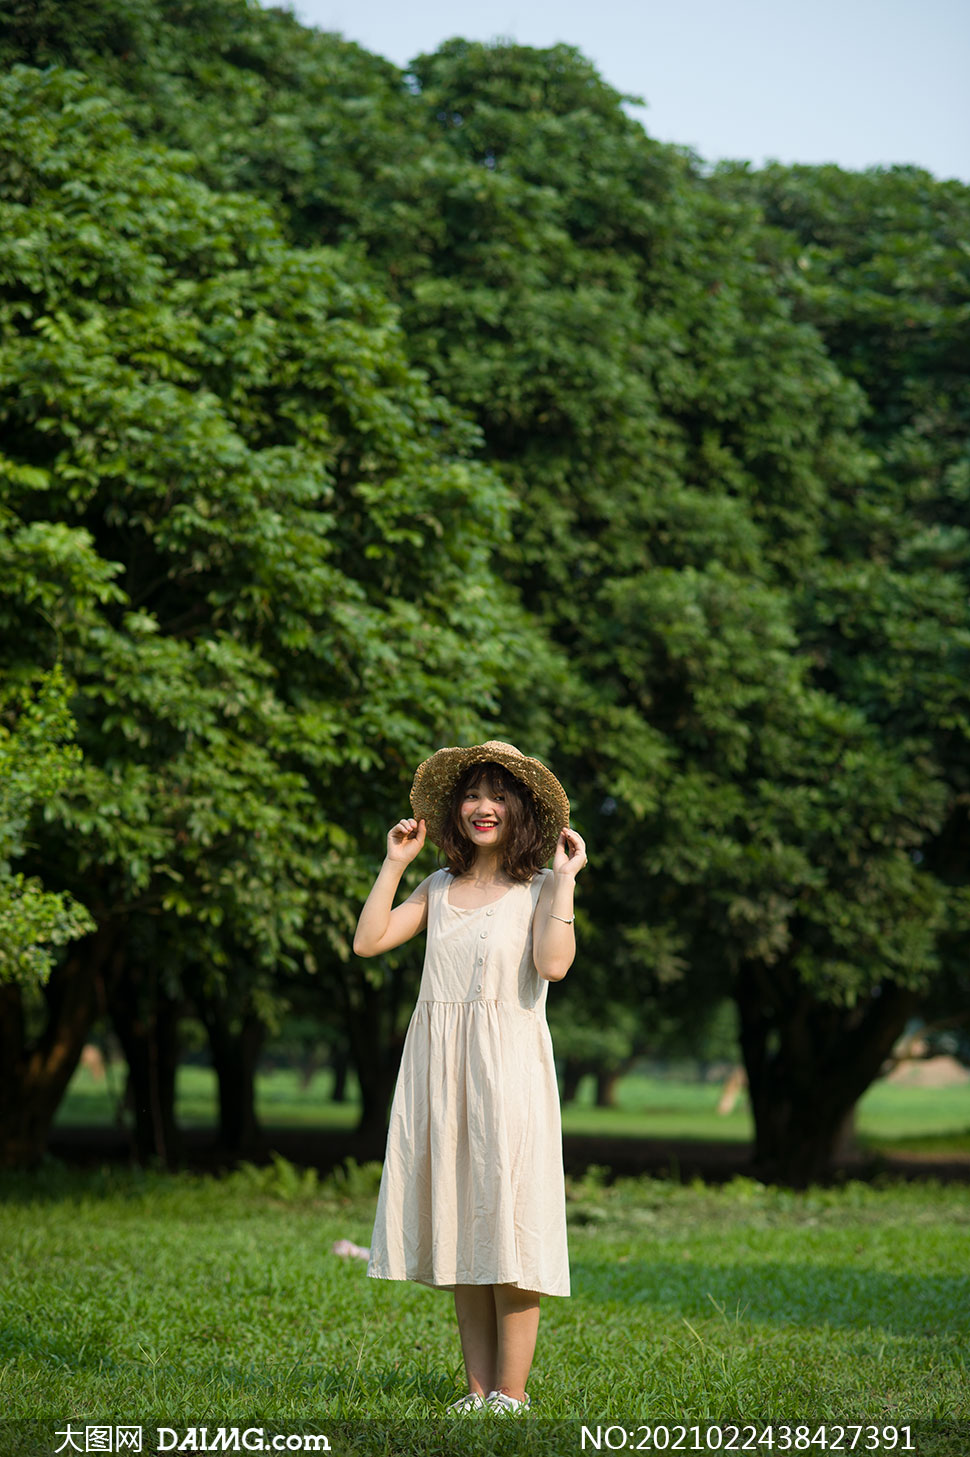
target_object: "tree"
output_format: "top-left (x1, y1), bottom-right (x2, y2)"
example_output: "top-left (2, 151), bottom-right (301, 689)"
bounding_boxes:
top-left (0, 64), bottom-right (555, 1165)
top-left (4, 9), bottom-right (969, 1182)
top-left (363, 41), bottom-right (958, 1181)
top-left (703, 161), bottom-right (970, 1178)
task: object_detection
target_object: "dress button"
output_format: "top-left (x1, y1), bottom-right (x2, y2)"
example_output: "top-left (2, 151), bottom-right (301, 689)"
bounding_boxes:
top-left (480, 931), bottom-right (488, 939)
top-left (477, 957), bottom-right (484, 965)
top-left (476, 984), bottom-right (482, 992)
top-left (486, 908), bottom-right (495, 916)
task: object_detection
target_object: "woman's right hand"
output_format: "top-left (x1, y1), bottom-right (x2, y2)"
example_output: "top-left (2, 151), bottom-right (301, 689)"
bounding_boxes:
top-left (386, 817), bottom-right (427, 864)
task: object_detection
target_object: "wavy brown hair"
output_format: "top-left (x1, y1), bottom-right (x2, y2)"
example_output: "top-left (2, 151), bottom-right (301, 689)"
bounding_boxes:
top-left (439, 762), bottom-right (547, 882)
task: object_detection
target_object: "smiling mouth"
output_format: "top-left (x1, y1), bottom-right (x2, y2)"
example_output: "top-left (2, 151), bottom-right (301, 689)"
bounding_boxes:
top-left (471, 820), bottom-right (498, 830)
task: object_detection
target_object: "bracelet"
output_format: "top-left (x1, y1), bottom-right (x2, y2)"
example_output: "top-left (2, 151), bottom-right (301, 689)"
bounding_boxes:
top-left (549, 913), bottom-right (574, 924)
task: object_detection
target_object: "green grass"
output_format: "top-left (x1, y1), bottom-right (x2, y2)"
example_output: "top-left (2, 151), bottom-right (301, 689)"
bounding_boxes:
top-left (1, 1161), bottom-right (968, 1456)
top-left (54, 1062), bottom-right (970, 1156)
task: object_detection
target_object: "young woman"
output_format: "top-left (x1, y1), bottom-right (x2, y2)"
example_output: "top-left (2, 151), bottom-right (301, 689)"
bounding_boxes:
top-left (354, 741), bottom-right (587, 1416)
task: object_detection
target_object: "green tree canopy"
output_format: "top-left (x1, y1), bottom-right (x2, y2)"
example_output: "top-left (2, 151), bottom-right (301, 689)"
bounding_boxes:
top-left (2, 3), bottom-right (968, 1181)
top-left (0, 62), bottom-right (556, 1164)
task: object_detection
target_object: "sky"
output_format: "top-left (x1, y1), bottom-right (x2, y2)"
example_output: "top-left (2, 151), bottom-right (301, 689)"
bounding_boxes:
top-left (283, 0), bottom-right (970, 183)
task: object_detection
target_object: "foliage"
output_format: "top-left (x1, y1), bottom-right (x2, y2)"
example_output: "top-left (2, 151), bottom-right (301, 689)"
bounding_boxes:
top-left (358, 45), bottom-right (962, 1171)
top-left (1, 2), bottom-right (970, 1177)
top-left (0, 665), bottom-right (94, 983)
top-left (0, 62), bottom-right (551, 940)
top-left (0, 59), bottom-right (559, 1162)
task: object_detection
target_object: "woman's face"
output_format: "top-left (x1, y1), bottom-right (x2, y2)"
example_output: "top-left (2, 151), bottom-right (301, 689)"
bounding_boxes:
top-left (458, 776), bottom-right (508, 849)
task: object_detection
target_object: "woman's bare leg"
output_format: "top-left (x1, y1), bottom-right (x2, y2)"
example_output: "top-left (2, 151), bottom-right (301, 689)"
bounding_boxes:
top-left (453, 1284), bottom-right (497, 1395)
top-left (492, 1283), bottom-right (541, 1401)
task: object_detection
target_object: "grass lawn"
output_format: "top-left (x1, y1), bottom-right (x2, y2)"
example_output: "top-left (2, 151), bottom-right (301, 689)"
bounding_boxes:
top-left (1, 1161), bottom-right (968, 1456)
top-left (54, 1062), bottom-right (970, 1156)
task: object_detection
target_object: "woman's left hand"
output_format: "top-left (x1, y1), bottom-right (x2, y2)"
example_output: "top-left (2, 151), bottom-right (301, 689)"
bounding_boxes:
top-left (553, 826), bottom-right (588, 878)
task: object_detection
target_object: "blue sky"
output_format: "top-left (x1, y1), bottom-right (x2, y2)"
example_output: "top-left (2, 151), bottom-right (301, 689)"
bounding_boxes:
top-left (282, 0), bottom-right (970, 183)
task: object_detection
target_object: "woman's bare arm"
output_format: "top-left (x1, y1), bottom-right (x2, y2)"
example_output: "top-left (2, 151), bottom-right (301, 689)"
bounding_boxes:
top-left (354, 817), bottom-right (431, 956)
top-left (533, 827), bottom-right (587, 981)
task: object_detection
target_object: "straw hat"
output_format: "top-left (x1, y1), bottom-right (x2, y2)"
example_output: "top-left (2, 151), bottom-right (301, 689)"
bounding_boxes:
top-left (410, 740), bottom-right (570, 862)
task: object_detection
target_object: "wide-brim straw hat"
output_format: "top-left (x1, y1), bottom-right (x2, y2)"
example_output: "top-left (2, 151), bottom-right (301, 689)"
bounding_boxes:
top-left (410, 740), bottom-right (569, 862)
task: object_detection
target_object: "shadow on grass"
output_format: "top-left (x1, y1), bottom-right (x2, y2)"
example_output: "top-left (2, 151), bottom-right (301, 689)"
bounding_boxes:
top-left (0, 1162), bottom-right (205, 1206)
top-left (571, 1258), bottom-right (970, 1337)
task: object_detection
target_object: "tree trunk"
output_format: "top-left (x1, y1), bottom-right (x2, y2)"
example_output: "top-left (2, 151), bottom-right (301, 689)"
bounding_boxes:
top-left (332, 958), bottom-right (411, 1158)
top-left (330, 1047), bottom-right (349, 1103)
top-left (111, 973), bottom-right (182, 1168)
top-left (355, 1061), bottom-right (402, 1154)
top-left (297, 1048), bottom-right (322, 1092)
top-left (0, 922), bottom-right (118, 1169)
top-left (833, 1106), bottom-right (858, 1160)
top-left (352, 994), bottom-right (403, 1155)
top-left (561, 1058), bottom-right (588, 1103)
top-left (196, 998), bottom-right (265, 1155)
top-left (736, 959), bottom-right (918, 1186)
top-left (595, 1068), bottom-right (622, 1108)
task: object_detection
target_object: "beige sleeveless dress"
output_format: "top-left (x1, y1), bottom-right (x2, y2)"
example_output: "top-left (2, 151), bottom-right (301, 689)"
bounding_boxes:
top-left (366, 867), bottom-right (570, 1297)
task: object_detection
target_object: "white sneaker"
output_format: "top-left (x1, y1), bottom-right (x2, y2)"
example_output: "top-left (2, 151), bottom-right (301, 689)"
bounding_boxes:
top-left (445, 1391), bottom-right (487, 1414)
top-left (486, 1389), bottom-right (531, 1415)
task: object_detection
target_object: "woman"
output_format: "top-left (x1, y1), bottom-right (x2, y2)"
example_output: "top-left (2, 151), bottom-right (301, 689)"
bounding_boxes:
top-left (354, 740), bottom-right (587, 1415)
